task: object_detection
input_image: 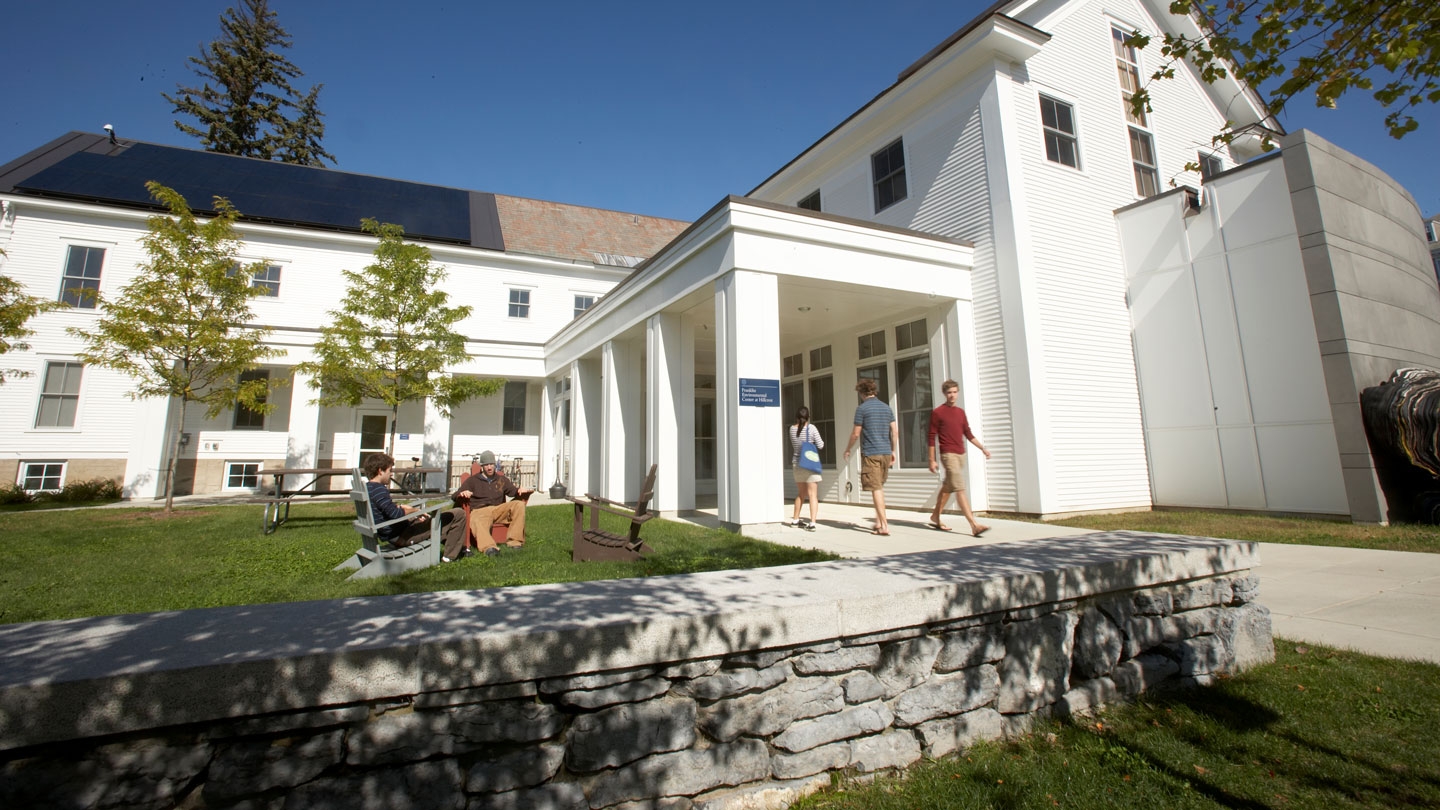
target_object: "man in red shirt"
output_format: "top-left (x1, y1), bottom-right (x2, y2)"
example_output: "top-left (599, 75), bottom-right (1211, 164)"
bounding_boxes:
top-left (927, 379), bottom-right (991, 536)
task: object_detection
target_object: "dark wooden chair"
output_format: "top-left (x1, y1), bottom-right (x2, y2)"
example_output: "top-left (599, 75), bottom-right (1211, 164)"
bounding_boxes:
top-left (567, 463), bottom-right (658, 562)
top-left (336, 468), bottom-right (445, 580)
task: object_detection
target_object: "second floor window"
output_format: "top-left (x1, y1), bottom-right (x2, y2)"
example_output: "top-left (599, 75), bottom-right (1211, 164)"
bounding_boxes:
top-left (871, 138), bottom-right (908, 213)
top-left (574, 295), bottom-right (595, 318)
top-left (1039, 95), bottom-right (1080, 168)
top-left (1129, 127), bottom-right (1161, 198)
top-left (508, 289), bottom-right (530, 318)
top-left (60, 245), bottom-right (104, 308)
top-left (798, 190), bottom-right (821, 211)
top-left (251, 264), bottom-right (282, 296)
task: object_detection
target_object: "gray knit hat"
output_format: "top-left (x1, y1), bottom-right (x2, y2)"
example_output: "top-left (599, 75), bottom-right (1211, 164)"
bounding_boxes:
top-left (478, 450), bottom-right (496, 465)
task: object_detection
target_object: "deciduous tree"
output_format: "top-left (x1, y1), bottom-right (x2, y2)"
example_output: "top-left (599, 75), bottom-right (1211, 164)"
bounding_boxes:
top-left (0, 252), bottom-right (60, 384)
top-left (1127, 0), bottom-right (1438, 152)
top-left (165, 0), bottom-right (335, 166)
top-left (70, 183), bottom-right (278, 512)
top-left (297, 219), bottom-right (502, 455)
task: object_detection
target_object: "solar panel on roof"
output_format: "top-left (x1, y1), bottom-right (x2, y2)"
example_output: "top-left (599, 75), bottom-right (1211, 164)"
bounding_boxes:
top-left (14, 143), bottom-right (482, 246)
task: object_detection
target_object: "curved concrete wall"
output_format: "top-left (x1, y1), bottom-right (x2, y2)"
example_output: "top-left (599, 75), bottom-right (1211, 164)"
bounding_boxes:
top-left (1282, 129), bottom-right (1440, 522)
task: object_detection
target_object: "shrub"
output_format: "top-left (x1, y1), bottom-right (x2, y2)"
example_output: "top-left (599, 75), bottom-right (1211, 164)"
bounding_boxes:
top-left (28, 478), bottom-right (123, 504)
top-left (0, 484), bottom-right (32, 505)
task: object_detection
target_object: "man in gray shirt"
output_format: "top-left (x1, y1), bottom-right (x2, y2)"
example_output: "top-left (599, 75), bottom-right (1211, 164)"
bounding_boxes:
top-left (842, 378), bottom-right (898, 535)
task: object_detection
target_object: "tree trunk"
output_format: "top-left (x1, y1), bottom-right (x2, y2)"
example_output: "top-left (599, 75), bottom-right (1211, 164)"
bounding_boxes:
top-left (164, 397), bottom-right (187, 515)
top-left (388, 402), bottom-right (399, 458)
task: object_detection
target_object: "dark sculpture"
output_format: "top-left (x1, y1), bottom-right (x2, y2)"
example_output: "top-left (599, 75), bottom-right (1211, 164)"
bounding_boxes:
top-left (1360, 368), bottom-right (1440, 524)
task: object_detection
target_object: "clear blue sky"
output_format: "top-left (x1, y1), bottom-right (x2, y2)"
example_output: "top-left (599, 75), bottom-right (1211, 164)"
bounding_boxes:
top-left (3, 1), bottom-right (1437, 222)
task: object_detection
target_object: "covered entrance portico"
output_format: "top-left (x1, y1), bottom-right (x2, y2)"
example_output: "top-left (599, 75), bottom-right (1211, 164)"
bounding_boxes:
top-left (540, 197), bottom-right (976, 535)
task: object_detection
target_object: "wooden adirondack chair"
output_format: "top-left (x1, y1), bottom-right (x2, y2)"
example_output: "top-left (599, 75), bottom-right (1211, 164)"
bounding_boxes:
top-left (458, 456), bottom-right (533, 549)
top-left (567, 463), bottom-right (658, 562)
top-left (336, 468), bottom-right (446, 580)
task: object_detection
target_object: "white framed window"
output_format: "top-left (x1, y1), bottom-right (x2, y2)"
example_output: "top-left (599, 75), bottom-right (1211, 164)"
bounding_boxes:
top-left (871, 138), bottom-right (908, 213)
top-left (1199, 152), bottom-right (1224, 180)
top-left (1039, 95), bottom-right (1080, 168)
top-left (20, 461), bottom-right (65, 492)
top-left (59, 245), bottom-right (104, 308)
top-left (35, 361), bottom-right (83, 428)
top-left (251, 264), bottom-right (282, 296)
top-left (508, 288), bottom-right (531, 318)
top-left (798, 190), bottom-right (821, 212)
top-left (502, 381), bottom-right (527, 434)
top-left (857, 329), bottom-right (886, 361)
top-left (894, 318), bottom-right (932, 469)
top-left (1112, 26), bottom-right (1147, 127)
top-left (782, 352), bottom-right (804, 378)
top-left (224, 461), bottom-right (262, 490)
top-left (573, 295), bottom-right (596, 318)
top-left (1129, 127), bottom-right (1161, 197)
top-left (233, 369), bottom-right (269, 429)
top-left (809, 344), bottom-right (832, 371)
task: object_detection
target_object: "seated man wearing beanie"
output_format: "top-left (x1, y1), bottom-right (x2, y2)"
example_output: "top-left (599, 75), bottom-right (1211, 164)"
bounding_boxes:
top-left (453, 450), bottom-right (533, 556)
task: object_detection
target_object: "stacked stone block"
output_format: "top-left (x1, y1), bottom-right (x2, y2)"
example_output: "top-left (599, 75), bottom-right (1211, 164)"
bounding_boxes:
top-left (0, 572), bottom-right (1271, 810)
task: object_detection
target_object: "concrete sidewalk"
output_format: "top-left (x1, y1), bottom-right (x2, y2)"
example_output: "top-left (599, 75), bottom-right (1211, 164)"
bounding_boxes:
top-left (677, 502), bottom-right (1440, 665)
top-left (94, 493), bottom-right (1440, 664)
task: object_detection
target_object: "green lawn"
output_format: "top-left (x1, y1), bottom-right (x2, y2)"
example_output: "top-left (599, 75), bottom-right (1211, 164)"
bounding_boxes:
top-left (1043, 509), bottom-right (1440, 554)
top-left (0, 502), bottom-right (836, 624)
top-left (795, 642), bottom-right (1440, 810)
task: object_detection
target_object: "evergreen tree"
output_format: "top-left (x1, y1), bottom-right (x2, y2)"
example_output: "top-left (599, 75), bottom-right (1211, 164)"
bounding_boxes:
top-left (297, 219), bottom-right (504, 455)
top-left (165, 0), bottom-right (335, 166)
top-left (70, 183), bottom-right (279, 512)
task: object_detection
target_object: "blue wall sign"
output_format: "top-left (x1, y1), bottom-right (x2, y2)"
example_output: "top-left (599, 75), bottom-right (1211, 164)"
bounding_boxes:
top-left (739, 378), bottom-right (780, 407)
top-left (398, 433), bottom-right (410, 440)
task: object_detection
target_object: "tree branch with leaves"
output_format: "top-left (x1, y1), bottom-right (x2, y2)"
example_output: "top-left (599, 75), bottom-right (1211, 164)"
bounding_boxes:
top-left (1128, 0), bottom-right (1438, 152)
top-left (69, 183), bottom-right (279, 512)
top-left (1, 248), bottom-right (63, 384)
top-left (297, 219), bottom-right (503, 455)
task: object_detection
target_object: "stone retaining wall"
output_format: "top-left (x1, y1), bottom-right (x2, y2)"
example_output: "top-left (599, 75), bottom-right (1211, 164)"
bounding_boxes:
top-left (0, 532), bottom-right (1273, 809)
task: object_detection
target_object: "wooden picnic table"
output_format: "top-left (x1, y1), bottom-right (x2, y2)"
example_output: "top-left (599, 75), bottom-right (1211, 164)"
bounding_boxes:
top-left (259, 466), bottom-right (444, 534)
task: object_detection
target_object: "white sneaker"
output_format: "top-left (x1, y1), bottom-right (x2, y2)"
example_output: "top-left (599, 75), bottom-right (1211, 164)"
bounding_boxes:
top-left (802, 519), bottom-right (816, 532)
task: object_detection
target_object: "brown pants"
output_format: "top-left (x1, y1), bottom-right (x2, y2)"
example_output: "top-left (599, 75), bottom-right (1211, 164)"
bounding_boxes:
top-left (468, 500), bottom-right (527, 551)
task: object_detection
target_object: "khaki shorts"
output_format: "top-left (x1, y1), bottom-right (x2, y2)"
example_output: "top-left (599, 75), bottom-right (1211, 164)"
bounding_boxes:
top-left (860, 454), bottom-right (890, 491)
top-left (793, 467), bottom-right (822, 484)
top-left (939, 452), bottom-right (967, 492)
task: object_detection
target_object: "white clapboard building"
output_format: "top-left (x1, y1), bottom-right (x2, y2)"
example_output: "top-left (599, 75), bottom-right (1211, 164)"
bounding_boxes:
top-left (4, 0), bottom-right (1439, 527)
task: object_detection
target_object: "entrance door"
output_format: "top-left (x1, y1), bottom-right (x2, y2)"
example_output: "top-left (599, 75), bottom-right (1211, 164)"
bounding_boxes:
top-left (355, 411), bottom-right (391, 465)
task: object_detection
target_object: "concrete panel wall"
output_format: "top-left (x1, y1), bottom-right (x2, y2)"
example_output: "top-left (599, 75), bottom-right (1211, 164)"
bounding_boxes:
top-left (1282, 130), bottom-right (1440, 522)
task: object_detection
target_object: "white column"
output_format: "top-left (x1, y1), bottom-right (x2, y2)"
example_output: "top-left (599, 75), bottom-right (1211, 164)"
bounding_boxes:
top-left (600, 338), bottom-right (642, 503)
top-left (647, 312), bottom-right (690, 513)
top-left (943, 299), bottom-right (988, 512)
top-left (124, 394), bottom-right (175, 500)
top-left (539, 378), bottom-right (556, 494)
top-left (714, 270), bottom-right (785, 531)
top-left (570, 359), bottom-right (597, 499)
top-left (286, 370), bottom-right (323, 488)
top-left (422, 392), bottom-right (452, 492)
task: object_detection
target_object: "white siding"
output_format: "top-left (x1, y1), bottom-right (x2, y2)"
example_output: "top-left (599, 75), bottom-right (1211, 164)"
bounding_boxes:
top-left (0, 202), bottom-right (622, 494)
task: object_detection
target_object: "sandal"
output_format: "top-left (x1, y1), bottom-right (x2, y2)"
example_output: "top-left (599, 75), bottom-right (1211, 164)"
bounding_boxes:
top-left (927, 522), bottom-right (953, 532)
